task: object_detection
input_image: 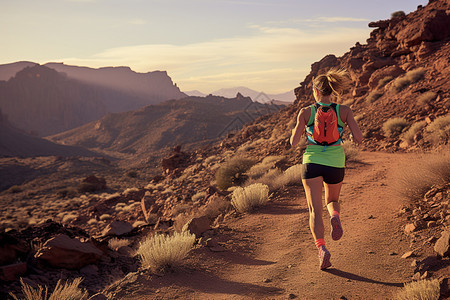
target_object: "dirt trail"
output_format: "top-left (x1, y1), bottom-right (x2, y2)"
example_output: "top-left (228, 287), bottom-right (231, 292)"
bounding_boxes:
top-left (125, 151), bottom-right (416, 300)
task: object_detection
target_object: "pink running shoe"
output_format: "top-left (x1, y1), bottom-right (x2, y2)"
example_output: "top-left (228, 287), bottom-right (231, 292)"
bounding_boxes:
top-left (318, 246), bottom-right (332, 270)
top-left (330, 215), bottom-right (343, 241)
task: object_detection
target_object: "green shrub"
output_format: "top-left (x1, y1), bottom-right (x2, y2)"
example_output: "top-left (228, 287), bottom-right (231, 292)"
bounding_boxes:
top-left (382, 117), bottom-right (409, 137)
top-left (393, 153), bottom-right (450, 201)
top-left (231, 183), bottom-right (270, 213)
top-left (391, 11), bottom-right (406, 18)
top-left (395, 278), bottom-right (440, 300)
top-left (215, 157), bottom-right (256, 190)
top-left (392, 68), bottom-right (426, 92)
top-left (401, 121), bottom-right (426, 145)
top-left (417, 91), bottom-right (437, 106)
top-left (425, 115), bottom-right (450, 145)
top-left (137, 231), bottom-right (195, 271)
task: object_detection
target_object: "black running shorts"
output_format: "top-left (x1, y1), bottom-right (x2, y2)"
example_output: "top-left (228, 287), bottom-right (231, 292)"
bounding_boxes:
top-left (301, 163), bottom-right (345, 184)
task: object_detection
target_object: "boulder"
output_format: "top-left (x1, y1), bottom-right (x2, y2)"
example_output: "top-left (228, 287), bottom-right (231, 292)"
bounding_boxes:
top-left (101, 221), bottom-right (133, 237)
top-left (35, 234), bottom-right (103, 269)
top-left (0, 233), bottom-right (29, 266)
top-left (182, 216), bottom-right (211, 237)
top-left (404, 223), bottom-right (416, 234)
top-left (434, 231), bottom-right (450, 257)
top-left (0, 262), bottom-right (27, 281)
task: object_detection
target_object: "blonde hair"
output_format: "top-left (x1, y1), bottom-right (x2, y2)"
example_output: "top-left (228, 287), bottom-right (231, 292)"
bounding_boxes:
top-left (313, 68), bottom-right (350, 98)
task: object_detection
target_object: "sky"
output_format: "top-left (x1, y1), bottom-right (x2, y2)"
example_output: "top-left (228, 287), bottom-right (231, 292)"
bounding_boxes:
top-left (1, 0), bottom-right (427, 94)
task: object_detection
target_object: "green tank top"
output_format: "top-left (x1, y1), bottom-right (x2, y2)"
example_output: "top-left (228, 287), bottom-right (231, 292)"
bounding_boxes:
top-left (302, 102), bottom-right (346, 168)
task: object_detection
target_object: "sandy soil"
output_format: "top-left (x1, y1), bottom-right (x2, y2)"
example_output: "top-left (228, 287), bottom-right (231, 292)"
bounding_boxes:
top-left (105, 151), bottom-right (426, 300)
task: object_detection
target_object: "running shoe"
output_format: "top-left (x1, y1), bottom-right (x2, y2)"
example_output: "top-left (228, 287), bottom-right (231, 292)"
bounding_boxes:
top-left (318, 245), bottom-right (332, 270)
top-left (330, 215), bottom-right (343, 241)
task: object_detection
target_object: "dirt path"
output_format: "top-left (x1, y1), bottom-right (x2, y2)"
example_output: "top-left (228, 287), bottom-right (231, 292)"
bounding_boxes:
top-left (123, 151), bottom-right (415, 300)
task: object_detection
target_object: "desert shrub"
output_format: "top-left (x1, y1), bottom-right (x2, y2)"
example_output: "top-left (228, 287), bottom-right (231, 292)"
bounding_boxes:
top-left (137, 231), bottom-right (195, 271)
top-left (391, 11), bottom-right (406, 18)
top-left (77, 182), bottom-right (99, 193)
top-left (246, 169), bottom-right (283, 191)
top-left (10, 277), bottom-right (87, 300)
top-left (417, 91), bottom-right (437, 106)
top-left (342, 142), bottom-right (360, 162)
top-left (401, 121), bottom-right (426, 145)
top-left (275, 164), bottom-right (303, 187)
top-left (108, 238), bottom-right (130, 251)
top-left (8, 185), bottom-right (22, 193)
top-left (377, 76), bottom-right (393, 89)
top-left (366, 91), bottom-right (383, 103)
top-left (247, 156), bottom-right (285, 179)
top-left (393, 152), bottom-right (450, 201)
top-left (215, 156), bottom-right (257, 190)
top-left (231, 183), bottom-right (269, 213)
top-left (425, 115), bottom-right (450, 145)
top-left (392, 68), bottom-right (425, 92)
top-left (382, 117), bottom-right (409, 137)
top-left (395, 278), bottom-right (440, 300)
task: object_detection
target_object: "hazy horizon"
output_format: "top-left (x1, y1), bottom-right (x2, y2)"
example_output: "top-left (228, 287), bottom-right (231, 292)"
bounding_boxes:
top-left (2, 0), bottom-right (427, 94)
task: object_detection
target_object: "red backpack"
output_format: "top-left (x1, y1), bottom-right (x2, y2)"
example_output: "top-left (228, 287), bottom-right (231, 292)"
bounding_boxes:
top-left (306, 103), bottom-right (342, 146)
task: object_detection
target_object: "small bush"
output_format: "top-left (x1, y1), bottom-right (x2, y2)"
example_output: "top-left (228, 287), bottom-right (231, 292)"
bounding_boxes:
top-left (342, 142), bottom-right (360, 162)
top-left (191, 191), bottom-right (208, 202)
top-left (8, 185), bottom-right (22, 193)
top-left (231, 183), bottom-right (269, 213)
top-left (77, 182), bottom-right (99, 193)
top-left (395, 278), bottom-right (440, 300)
top-left (382, 117), bottom-right (409, 137)
top-left (392, 68), bottom-right (426, 92)
top-left (108, 238), bottom-right (130, 251)
top-left (215, 157), bottom-right (257, 190)
top-left (393, 153), bottom-right (450, 201)
top-left (137, 231), bottom-right (195, 271)
top-left (247, 156), bottom-right (285, 179)
top-left (366, 91), bottom-right (383, 103)
top-left (417, 91), bottom-right (437, 106)
top-left (425, 115), bottom-right (450, 145)
top-left (377, 76), bottom-right (394, 89)
top-left (401, 121), bottom-right (426, 145)
top-left (391, 11), bottom-right (406, 18)
top-left (10, 277), bottom-right (87, 300)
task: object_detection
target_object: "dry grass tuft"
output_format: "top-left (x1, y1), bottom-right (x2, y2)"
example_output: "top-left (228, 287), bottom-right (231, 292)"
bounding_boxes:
top-left (395, 278), bottom-right (440, 300)
top-left (425, 115), bottom-right (450, 145)
top-left (417, 91), bottom-right (437, 106)
top-left (231, 183), bottom-right (270, 213)
top-left (401, 121), bottom-right (426, 145)
top-left (382, 117), bottom-right (409, 137)
top-left (137, 231), bottom-right (196, 271)
top-left (393, 152), bottom-right (450, 201)
top-left (392, 68), bottom-right (425, 92)
top-left (10, 277), bottom-right (87, 300)
top-left (366, 91), bottom-right (383, 103)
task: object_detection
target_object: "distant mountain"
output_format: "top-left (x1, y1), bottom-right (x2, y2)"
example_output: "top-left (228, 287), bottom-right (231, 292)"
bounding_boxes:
top-left (0, 109), bottom-right (98, 157)
top-left (0, 61), bottom-right (37, 81)
top-left (48, 94), bottom-right (285, 155)
top-left (209, 86), bottom-right (295, 103)
top-left (44, 62), bottom-right (186, 101)
top-left (0, 64), bottom-right (185, 137)
top-left (184, 90), bottom-right (208, 97)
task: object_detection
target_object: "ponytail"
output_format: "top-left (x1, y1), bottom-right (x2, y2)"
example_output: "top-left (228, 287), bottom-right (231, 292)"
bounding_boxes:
top-left (313, 68), bottom-right (350, 98)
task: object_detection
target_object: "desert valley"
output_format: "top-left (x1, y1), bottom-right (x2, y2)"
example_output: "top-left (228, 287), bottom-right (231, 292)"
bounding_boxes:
top-left (0, 1), bottom-right (449, 299)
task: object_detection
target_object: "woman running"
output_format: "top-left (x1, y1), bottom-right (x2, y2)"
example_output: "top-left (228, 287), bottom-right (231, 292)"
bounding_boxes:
top-left (290, 68), bottom-right (363, 270)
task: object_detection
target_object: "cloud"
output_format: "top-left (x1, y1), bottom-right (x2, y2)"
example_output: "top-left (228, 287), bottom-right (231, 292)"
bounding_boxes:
top-left (59, 25), bottom-right (370, 92)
